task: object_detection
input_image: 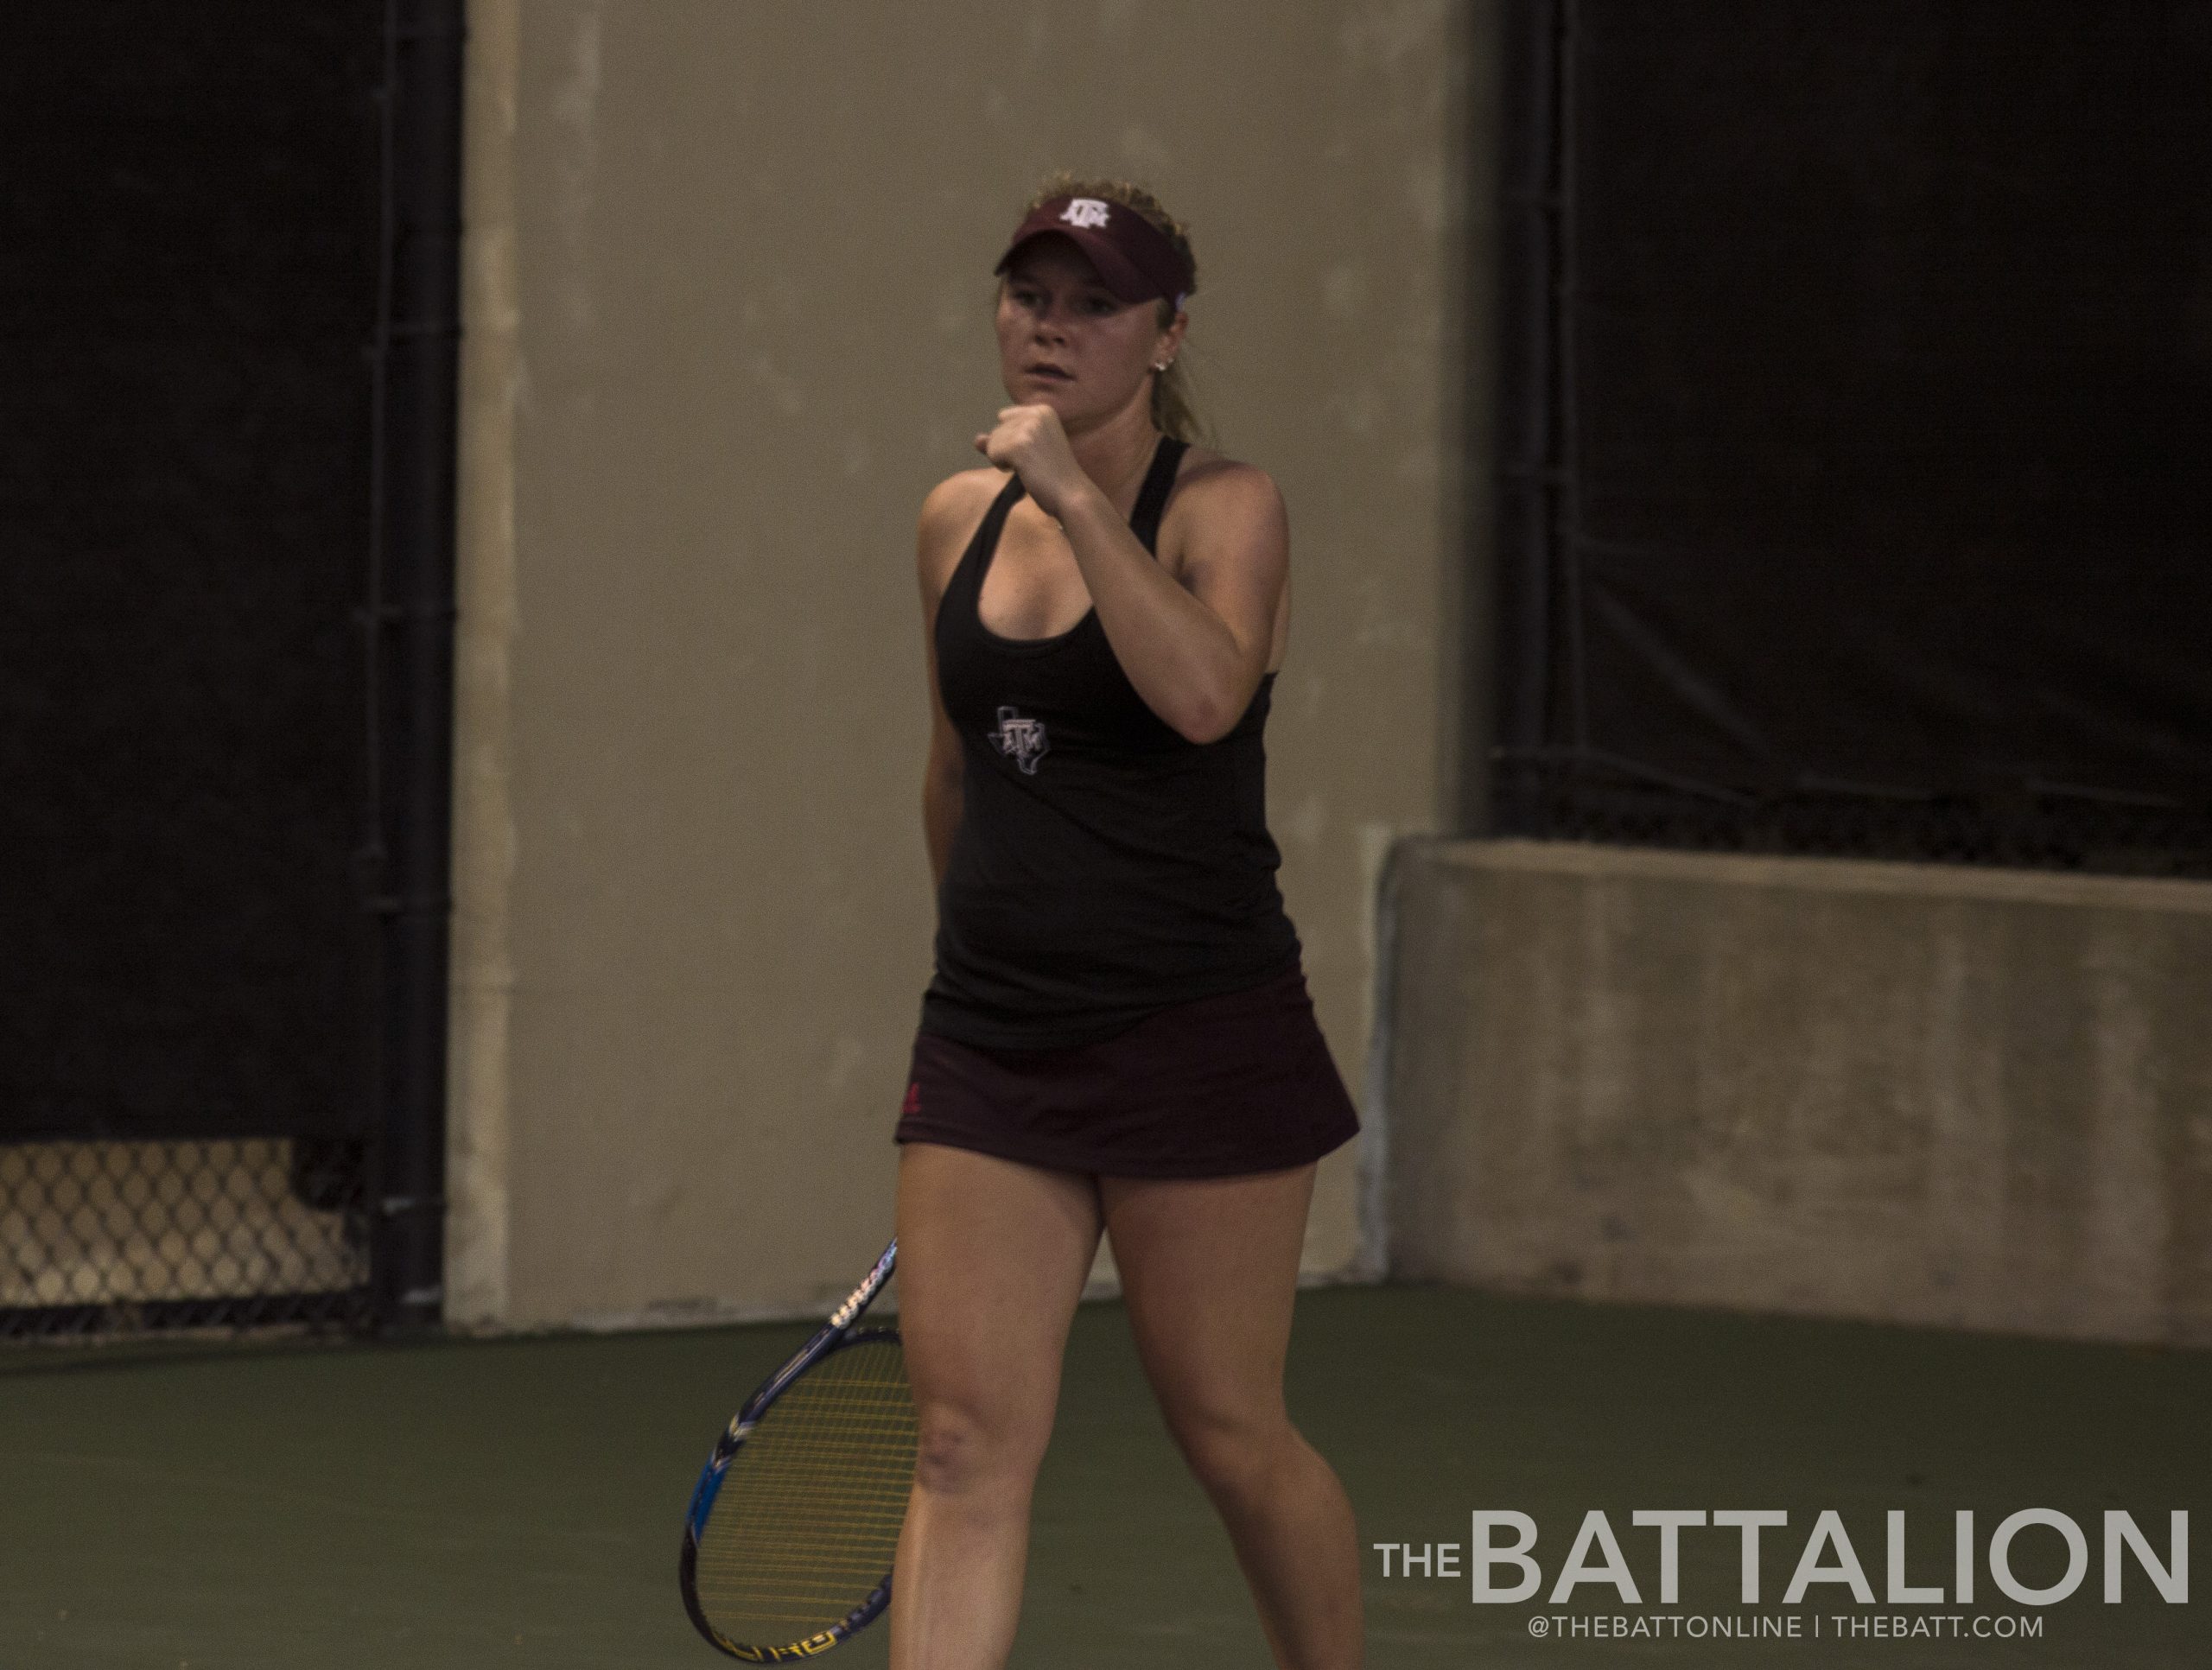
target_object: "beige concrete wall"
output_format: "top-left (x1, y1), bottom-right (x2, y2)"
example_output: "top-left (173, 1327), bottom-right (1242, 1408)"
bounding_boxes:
top-left (451, 1), bottom-right (1498, 1326)
top-left (1382, 839), bottom-right (2212, 1347)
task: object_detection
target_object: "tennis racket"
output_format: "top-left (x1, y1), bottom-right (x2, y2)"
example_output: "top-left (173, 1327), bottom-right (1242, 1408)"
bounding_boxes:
top-left (678, 1238), bottom-right (918, 1660)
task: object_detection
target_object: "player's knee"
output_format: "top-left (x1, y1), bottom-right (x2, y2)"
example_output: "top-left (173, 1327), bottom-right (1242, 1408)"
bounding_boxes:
top-left (1164, 1400), bottom-right (1294, 1499)
top-left (910, 1400), bottom-right (1046, 1497)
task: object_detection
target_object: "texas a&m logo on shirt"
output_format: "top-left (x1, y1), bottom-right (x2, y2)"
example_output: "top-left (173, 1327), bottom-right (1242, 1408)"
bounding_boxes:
top-left (991, 705), bottom-right (1050, 773)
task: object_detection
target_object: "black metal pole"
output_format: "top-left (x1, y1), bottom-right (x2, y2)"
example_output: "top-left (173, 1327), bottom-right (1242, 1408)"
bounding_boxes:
top-left (1552, 0), bottom-right (1585, 761)
top-left (364, 0), bottom-right (465, 1332)
top-left (1491, 0), bottom-right (1565, 832)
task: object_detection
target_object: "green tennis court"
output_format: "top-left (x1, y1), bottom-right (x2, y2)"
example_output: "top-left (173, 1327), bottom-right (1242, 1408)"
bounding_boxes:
top-left (4, 1284), bottom-right (2201, 1668)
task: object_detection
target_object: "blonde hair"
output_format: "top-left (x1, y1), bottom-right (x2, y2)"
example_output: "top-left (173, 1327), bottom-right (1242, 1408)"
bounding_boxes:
top-left (1018, 172), bottom-right (1211, 447)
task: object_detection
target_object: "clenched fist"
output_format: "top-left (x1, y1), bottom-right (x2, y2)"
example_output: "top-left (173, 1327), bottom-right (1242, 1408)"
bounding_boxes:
top-left (974, 404), bottom-right (1090, 522)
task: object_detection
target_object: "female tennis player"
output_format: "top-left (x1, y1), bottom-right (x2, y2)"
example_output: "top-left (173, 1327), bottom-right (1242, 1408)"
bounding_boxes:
top-left (890, 175), bottom-right (1364, 1670)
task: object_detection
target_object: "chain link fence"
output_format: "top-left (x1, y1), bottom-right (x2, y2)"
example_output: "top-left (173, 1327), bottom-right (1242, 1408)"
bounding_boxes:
top-left (0, 6), bottom-right (460, 1346)
top-left (1494, 755), bottom-right (2212, 880)
top-left (1491, 4), bottom-right (2211, 886)
top-left (0, 1138), bottom-right (370, 1339)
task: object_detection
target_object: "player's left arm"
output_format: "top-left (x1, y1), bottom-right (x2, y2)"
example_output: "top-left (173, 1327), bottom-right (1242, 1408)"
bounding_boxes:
top-left (1160, 463), bottom-right (1287, 742)
top-left (1065, 459), bottom-right (1285, 745)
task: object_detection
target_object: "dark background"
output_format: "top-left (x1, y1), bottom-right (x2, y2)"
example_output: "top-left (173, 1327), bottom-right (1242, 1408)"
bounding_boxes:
top-left (1494, 1), bottom-right (2212, 872)
top-left (1, 3), bottom-right (385, 1140)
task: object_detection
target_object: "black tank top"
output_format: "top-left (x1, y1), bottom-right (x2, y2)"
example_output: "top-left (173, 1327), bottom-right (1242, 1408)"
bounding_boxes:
top-left (919, 435), bottom-right (1303, 1049)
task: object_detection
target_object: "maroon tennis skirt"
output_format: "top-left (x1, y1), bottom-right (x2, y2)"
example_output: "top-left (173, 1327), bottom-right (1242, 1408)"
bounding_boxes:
top-left (894, 961), bottom-right (1360, 1178)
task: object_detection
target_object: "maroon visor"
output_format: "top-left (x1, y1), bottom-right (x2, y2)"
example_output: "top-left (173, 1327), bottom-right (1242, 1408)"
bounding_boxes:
top-left (992, 194), bottom-right (1193, 310)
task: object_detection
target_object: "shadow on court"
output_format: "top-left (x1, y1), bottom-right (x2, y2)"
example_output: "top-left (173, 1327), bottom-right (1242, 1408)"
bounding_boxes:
top-left (1, 1285), bottom-right (2202, 1667)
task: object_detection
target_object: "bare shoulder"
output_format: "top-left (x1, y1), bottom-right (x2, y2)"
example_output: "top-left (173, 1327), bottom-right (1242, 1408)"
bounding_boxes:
top-left (916, 466), bottom-right (1007, 595)
top-left (1160, 445), bottom-right (1288, 564)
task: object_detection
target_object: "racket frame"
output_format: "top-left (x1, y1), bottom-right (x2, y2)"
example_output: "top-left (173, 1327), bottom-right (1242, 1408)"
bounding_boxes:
top-left (678, 1238), bottom-right (905, 1661)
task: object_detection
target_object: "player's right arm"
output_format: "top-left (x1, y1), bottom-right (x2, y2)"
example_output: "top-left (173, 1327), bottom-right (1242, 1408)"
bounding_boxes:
top-left (918, 471), bottom-right (994, 894)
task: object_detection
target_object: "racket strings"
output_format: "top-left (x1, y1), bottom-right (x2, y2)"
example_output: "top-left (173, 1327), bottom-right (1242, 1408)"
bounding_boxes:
top-left (692, 1336), bottom-right (919, 1642)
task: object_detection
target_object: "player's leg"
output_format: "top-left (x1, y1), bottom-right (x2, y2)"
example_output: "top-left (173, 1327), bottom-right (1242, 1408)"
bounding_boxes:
top-left (889, 1140), bottom-right (1103, 1670)
top-left (1100, 1163), bottom-right (1363, 1670)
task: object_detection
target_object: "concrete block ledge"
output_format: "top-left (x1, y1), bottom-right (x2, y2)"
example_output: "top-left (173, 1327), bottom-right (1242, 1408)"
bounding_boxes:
top-left (1381, 838), bottom-right (2212, 1346)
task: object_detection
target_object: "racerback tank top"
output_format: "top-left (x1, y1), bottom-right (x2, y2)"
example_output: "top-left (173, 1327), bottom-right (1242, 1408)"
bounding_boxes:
top-left (919, 435), bottom-right (1303, 1049)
